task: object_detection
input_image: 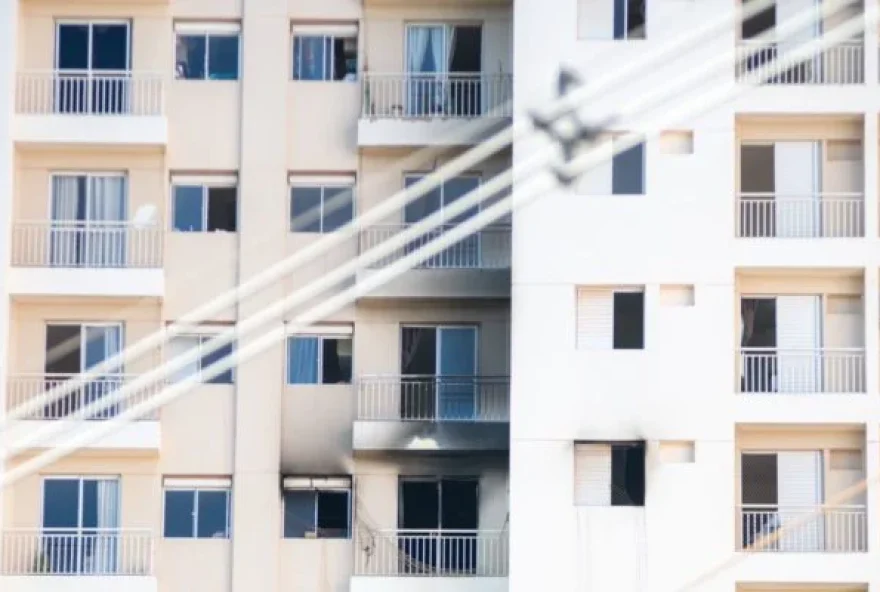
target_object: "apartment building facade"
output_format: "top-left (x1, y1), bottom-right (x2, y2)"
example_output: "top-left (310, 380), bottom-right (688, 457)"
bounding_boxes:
top-left (0, 0), bottom-right (513, 592)
top-left (512, 2), bottom-right (880, 592)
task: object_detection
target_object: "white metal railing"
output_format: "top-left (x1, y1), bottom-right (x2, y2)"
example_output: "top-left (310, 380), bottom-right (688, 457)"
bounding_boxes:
top-left (355, 529), bottom-right (508, 576)
top-left (738, 348), bottom-right (866, 394)
top-left (0, 528), bottom-right (154, 575)
top-left (7, 374), bottom-right (162, 420)
top-left (16, 70), bottom-right (164, 116)
top-left (739, 505), bottom-right (867, 552)
top-left (360, 225), bottom-right (511, 270)
top-left (12, 221), bottom-right (164, 269)
top-left (362, 73), bottom-right (513, 119)
top-left (357, 375), bottom-right (510, 422)
top-left (736, 41), bottom-right (864, 84)
top-left (737, 193), bottom-right (864, 238)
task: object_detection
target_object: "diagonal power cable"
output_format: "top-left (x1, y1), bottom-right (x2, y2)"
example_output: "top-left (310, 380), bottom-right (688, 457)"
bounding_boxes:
top-left (2, 8), bottom-right (870, 484)
top-left (1, 0), bottom-right (843, 433)
top-left (0, 0), bottom-right (806, 428)
top-left (0, 0), bottom-right (851, 458)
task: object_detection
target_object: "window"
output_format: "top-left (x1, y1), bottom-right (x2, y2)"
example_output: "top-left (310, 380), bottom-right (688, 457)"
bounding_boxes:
top-left (175, 24), bottom-right (240, 80)
top-left (578, 0), bottom-right (645, 40)
top-left (287, 334), bottom-right (353, 385)
top-left (282, 477), bottom-right (351, 539)
top-left (290, 176), bottom-right (355, 233)
top-left (576, 287), bottom-right (645, 350)
top-left (168, 335), bottom-right (235, 384)
top-left (172, 179), bottom-right (237, 232)
top-left (163, 478), bottom-right (231, 538)
top-left (576, 134), bottom-right (645, 195)
top-left (611, 136), bottom-right (645, 194)
top-left (659, 131), bottom-right (694, 155)
top-left (292, 25), bottom-right (358, 81)
top-left (574, 442), bottom-right (646, 506)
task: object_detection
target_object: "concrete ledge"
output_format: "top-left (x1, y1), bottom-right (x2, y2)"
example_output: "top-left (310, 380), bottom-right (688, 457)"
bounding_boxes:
top-left (353, 420), bottom-right (509, 452)
top-left (8, 268), bottom-right (164, 298)
top-left (14, 115), bottom-right (167, 146)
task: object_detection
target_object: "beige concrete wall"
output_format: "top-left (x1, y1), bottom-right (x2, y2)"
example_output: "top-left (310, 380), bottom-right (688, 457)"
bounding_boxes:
top-left (737, 116), bottom-right (864, 142)
top-left (167, 84), bottom-right (240, 170)
top-left (160, 385), bottom-right (235, 474)
top-left (14, 148), bottom-right (166, 222)
top-left (736, 270), bottom-right (864, 297)
top-left (281, 384), bottom-right (354, 474)
top-left (158, 539), bottom-right (231, 592)
top-left (363, 5), bottom-right (512, 75)
top-left (164, 233), bottom-right (238, 321)
top-left (287, 83), bottom-right (359, 171)
top-left (18, 1), bottom-right (171, 72)
top-left (8, 299), bottom-right (162, 375)
top-left (354, 299), bottom-right (511, 376)
top-left (279, 539), bottom-right (353, 592)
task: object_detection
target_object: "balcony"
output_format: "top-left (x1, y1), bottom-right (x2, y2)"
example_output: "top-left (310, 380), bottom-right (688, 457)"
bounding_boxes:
top-left (0, 528), bottom-right (156, 592)
top-left (358, 73), bottom-right (512, 147)
top-left (735, 42), bottom-right (864, 85)
top-left (14, 70), bottom-right (167, 145)
top-left (736, 193), bottom-right (865, 238)
top-left (8, 221), bottom-right (164, 298)
top-left (352, 529), bottom-right (507, 592)
top-left (3, 374), bottom-right (161, 452)
top-left (738, 505), bottom-right (867, 552)
top-left (737, 348), bottom-right (866, 394)
top-left (353, 375), bottom-right (509, 452)
top-left (357, 225), bottom-right (511, 299)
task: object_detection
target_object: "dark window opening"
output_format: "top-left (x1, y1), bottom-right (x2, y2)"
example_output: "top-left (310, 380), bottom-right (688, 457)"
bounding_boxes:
top-left (612, 138), bottom-right (646, 195)
top-left (613, 291), bottom-right (645, 350)
top-left (740, 298), bottom-right (777, 392)
top-left (283, 489), bottom-right (351, 539)
top-left (610, 442), bottom-right (646, 506)
top-left (207, 187), bottom-right (237, 232)
top-left (740, 453), bottom-right (779, 547)
top-left (614, 0), bottom-right (646, 40)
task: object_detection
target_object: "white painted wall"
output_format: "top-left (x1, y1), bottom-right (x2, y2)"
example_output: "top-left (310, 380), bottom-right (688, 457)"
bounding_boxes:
top-left (510, 0), bottom-right (880, 591)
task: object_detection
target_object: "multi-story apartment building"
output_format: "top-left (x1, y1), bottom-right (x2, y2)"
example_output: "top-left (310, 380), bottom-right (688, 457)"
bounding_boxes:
top-left (0, 0), bottom-right (513, 592)
top-left (512, 2), bottom-right (879, 592)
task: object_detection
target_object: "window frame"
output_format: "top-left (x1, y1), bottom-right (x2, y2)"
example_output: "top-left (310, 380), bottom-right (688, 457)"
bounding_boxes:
top-left (611, 135), bottom-right (646, 195)
top-left (614, 0), bottom-right (646, 40)
top-left (162, 482), bottom-right (232, 539)
top-left (282, 485), bottom-right (352, 539)
top-left (289, 177), bottom-right (356, 234)
top-left (174, 23), bottom-right (242, 81)
top-left (171, 181), bottom-right (238, 232)
top-left (286, 334), bottom-right (353, 385)
top-left (291, 30), bottom-right (358, 82)
top-left (574, 441), bottom-right (646, 507)
top-left (168, 334), bottom-right (236, 385)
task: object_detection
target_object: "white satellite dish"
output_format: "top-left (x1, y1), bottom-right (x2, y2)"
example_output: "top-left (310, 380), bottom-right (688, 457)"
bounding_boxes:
top-left (132, 205), bottom-right (158, 228)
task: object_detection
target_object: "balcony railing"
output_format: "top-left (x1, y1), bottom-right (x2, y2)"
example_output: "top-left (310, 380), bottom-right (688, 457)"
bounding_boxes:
top-left (7, 374), bottom-right (163, 420)
top-left (11, 221), bottom-right (164, 269)
top-left (737, 193), bottom-right (865, 238)
top-left (739, 505), bottom-right (867, 552)
top-left (738, 348), bottom-right (866, 394)
top-left (357, 375), bottom-right (510, 422)
top-left (736, 41), bottom-right (864, 84)
top-left (355, 529), bottom-right (508, 576)
top-left (362, 73), bottom-right (512, 119)
top-left (16, 70), bottom-right (164, 116)
top-left (0, 528), bottom-right (154, 575)
top-left (360, 225), bottom-right (511, 270)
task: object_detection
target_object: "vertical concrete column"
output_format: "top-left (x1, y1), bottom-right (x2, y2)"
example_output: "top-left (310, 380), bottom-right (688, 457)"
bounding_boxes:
top-left (0, 0), bottom-right (18, 534)
top-left (864, 114), bottom-right (878, 241)
top-left (865, 267), bottom-right (879, 396)
top-left (230, 0), bottom-right (289, 591)
top-left (864, 2), bottom-right (878, 89)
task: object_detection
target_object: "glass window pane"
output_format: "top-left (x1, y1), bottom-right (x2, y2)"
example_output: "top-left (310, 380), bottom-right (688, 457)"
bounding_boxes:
top-left (316, 491), bottom-right (349, 538)
top-left (164, 490), bottom-right (195, 538)
top-left (207, 35), bottom-right (240, 80)
top-left (283, 491), bottom-right (316, 538)
top-left (173, 186), bottom-right (205, 232)
top-left (290, 187), bottom-right (322, 233)
top-left (321, 187), bottom-right (353, 232)
top-left (168, 336), bottom-right (200, 383)
top-left (202, 340), bottom-right (234, 385)
top-left (404, 177), bottom-right (441, 223)
top-left (288, 337), bottom-right (319, 384)
top-left (442, 177), bottom-right (481, 223)
top-left (57, 25), bottom-right (89, 70)
top-left (91, 24), bottom-right (129, 70)
top-left (207, 187), bottom-right (237, 232)
top-left (612, 139), bottom-right (645, 195)
top-left (42, 479), bottom-right (81, 529)
top-left (176, 35), bottom-right (207, 80)
top-left (293, 37), bottom-right (326, 80)
top-left (321, 338), bottom-right (352, 384)
top-left (196, 490), bottom-right (229, 538)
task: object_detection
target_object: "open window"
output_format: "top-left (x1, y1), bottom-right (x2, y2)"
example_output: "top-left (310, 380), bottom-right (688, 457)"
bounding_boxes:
top-left (577, 287), bottom-right (645, 350)
top-left (175, 23), bottom-right (240, 80)
top-left (283, 477), bottom-right (351, 539)
top-left (286, 328), bottom-right (353, 385)
top-left (292, 24), bottom-right (358, 81)
top-left (172, 176), bottom-right (238, 232)
top-left (574, 441), bottom-right (646, 506)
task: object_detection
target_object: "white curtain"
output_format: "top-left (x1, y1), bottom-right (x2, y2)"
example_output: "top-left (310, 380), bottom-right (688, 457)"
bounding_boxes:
top-left (407, 27), bottom-right (431, 73)
top-left (446, 26), bottom-right (456, 72)
top-left (87, 176), bottom-right (127, 267)
top-left (92, 479), bottom-right (120, 574)
top-left (51, 175), bottom-right (83, 266)
top-left (168, 337), bottom-right (201, 383)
